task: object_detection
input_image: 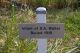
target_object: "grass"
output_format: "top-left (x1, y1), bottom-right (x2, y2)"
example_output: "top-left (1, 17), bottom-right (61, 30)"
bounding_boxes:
top-left (47, 9), bottom-right (80, 53)
top-left (0, 5), bottom-right (80, 53)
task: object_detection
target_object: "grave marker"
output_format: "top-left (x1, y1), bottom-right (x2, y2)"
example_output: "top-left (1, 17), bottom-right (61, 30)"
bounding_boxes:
top-left (19, 7), bottom-right (64, 53)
